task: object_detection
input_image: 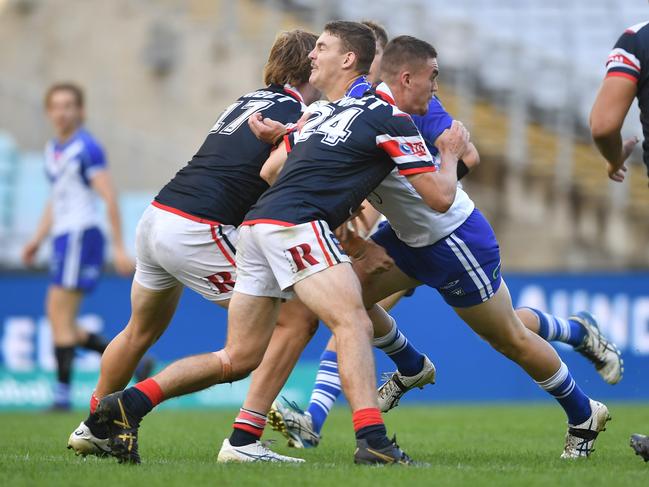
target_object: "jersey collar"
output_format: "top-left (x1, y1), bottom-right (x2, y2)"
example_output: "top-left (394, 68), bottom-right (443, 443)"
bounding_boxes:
top-left (345, 75), bottom-right (372, 97)
top-left (375, 82), bottom-right (396, 105)
top-left (283, 84), bottom-right (304, 104)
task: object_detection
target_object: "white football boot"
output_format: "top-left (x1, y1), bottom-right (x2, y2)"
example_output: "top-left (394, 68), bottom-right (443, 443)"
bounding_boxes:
top-left (571, 311), bottom-right (623, 385)
top-left (377, 355), bottom-right (436, 413)
top-left (268, 398), bottom-right (320, 448)
top-left (561, 399), bottom-right (611, 459)
top-left (216, 439), bottom-right (305, 463)
top-left (67, 421), bottom-right (111, 457)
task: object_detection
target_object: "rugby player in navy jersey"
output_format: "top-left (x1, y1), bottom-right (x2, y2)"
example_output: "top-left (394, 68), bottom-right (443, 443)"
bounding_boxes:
top-left (250, 35), bottom-right (616, 459)
top-left (65, 30), bottom-right (320, 464)
top-left (591, 19), bottom-right (649, 463)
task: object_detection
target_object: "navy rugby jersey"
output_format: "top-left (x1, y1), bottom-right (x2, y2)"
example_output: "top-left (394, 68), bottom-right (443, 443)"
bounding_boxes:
top-left (243, 93), bottom-right (436, 229)
top-left (154, 85), bottom-right (304, 225)
top-left (606, 21), bottom-right (649, 175)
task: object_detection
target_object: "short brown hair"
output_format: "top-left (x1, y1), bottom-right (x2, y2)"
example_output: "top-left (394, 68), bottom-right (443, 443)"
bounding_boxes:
top-left (380, 35), bottom-right (438, 81)
top-left (44, 82), bottom-right (84, 108)
top-left (264, 29), bottom-right (318, 86)
top-left (361, 20), bottom-right (389, 49)
top-left (323, 20), bottom-right (375, 75)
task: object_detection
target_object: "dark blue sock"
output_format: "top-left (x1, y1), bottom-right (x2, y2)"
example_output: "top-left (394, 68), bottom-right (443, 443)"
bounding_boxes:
top-left (121, 387), bottom-right (153, 420)
top-left (526, 307), bottom-right (588, 347)
top-left (374, 319), bottom-right (425, 377)
top-left (536, 362), bottom-right (592, 425)
top-left (356, 424), bottom-right (391, 449)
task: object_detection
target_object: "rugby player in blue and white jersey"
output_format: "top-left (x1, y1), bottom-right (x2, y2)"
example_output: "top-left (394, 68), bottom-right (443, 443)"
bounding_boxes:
top-left (252, 36), bottom-right (615, 459)
top-left (22, 83), bottom-right (134, 411)
top-left (65, 30), bottom-right (320, 464)
top-left (590, 18), bottom-right (649, 463)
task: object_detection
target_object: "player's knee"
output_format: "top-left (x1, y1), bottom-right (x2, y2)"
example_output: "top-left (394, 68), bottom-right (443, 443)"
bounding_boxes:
top-left (487, 328), bottom-right (529, 361)
top-left (330, 312), bottom-right (372, 339)
top-left (222, 347), bottom-right (264, 382)
top-left (122, 321), bottom-right (162, 349)
top-left (276, 311), bottom-right (318, 340)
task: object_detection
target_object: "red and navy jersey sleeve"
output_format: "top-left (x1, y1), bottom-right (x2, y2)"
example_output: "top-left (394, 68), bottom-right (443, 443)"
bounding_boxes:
top-left (606, 25), bottom-right (646, 84)
top-left (376, 109), bottom-right (436, 176)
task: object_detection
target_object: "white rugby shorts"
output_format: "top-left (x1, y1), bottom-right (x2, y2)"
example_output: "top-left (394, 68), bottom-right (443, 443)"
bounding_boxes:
top-left (134, 203), bottom-right (238, 302)
top-left (234, 220), bottom-right (350, 299)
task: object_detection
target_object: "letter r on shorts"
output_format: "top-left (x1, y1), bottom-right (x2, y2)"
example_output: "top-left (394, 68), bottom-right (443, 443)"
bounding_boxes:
top-left (286, 243), bottom-right (319, 272)
top-left (206, 271), bottom-right (236, 294)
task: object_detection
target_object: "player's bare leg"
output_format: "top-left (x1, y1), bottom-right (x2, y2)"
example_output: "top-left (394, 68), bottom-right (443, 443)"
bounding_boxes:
top-left (454, 281), bottom-right (610, 458)
top-left (240, 299), bottom-right (318, 414)
top-left (288, 263), bottom-right (410, 464)
top-left (47, 286), bottom-right (84, 345)
top-left (264, 292), bottom-right (405, 448)
top-left (68, 282), bottom-right (184, 457)
top-left (454, 283), bottom-right (561, 380)
top-left (94, 291), bottom-right (282, 463)
top-left (515, 307), bottom-right (623, 384)
top-left (154, 293), bottom-right (279, 396)
top-left (47, 286), bottom-right (84, 410)
top-left (294, 264), bottom-right (376, 412)
top-left (221, 298), bottom-right (317, 462)
top-left (94, 282), bottom-right (184, 398)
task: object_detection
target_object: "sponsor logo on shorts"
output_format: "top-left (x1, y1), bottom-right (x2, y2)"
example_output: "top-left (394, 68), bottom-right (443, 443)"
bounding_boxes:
top-left (440, 279), bottom-right (460, 290)
top-left (492, 261), bottom-right (502, 280)
top-left (329, 234), bottom-right (345, 255)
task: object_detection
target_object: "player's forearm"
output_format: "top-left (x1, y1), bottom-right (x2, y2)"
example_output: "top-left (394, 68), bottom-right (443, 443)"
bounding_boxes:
top-left (105, 196), bottom-right (126, 250)
top-left (593, 131), bottom-right (624, 167)
top-left (32, 202), bottom-right (52, 244)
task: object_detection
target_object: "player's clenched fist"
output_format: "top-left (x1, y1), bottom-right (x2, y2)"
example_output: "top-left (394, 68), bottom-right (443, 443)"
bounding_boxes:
top-left (248, 113), bottom-right (288, 145)
top-left (434, 120), bottom-right (470, 160)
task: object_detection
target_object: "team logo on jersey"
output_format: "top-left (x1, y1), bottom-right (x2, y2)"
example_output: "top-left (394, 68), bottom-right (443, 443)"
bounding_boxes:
top-left (285, 243), bottom-right (320, 273)
top-left (398, 141), bottom-right (427, 157)
top-left (206, 271), bottom-right (235, 294)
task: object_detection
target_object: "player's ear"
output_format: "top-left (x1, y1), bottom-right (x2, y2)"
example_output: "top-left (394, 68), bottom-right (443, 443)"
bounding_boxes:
top-left (400, 70), bottom-right (411, 89)
top-left (342, 51), bottom-right (356, 70)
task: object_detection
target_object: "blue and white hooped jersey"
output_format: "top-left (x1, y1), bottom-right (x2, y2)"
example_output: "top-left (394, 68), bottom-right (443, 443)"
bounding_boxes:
top-left (365, 83), bottom-right (475, 247)
top-left (44, 128), bottom-right (107, 236)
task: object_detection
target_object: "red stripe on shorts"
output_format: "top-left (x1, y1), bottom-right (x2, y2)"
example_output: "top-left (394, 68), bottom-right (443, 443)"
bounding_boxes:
top-left (310, 221), bottom-right (334, 267)
top-left (210, 225), bottom-right (237, 268)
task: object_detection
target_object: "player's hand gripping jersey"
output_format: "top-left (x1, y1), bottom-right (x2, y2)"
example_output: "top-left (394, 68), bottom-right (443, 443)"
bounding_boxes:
top-left (243, 93), bottom-right (436, 229)
top-left (606, 21), bottom-right (649, 175)
top-left (155, 85), bottom-right (305, 225)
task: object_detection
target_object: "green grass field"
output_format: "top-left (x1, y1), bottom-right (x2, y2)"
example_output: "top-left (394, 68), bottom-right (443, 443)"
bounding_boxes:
top-left (1, 404), bottom-right (647, 486)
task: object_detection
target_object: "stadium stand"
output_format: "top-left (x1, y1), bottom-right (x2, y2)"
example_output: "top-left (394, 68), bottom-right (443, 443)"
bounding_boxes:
top-left (1, 0), bottom-right (648, 270)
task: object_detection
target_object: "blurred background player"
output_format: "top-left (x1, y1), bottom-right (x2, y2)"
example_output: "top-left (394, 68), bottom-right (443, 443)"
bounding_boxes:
top-left (591, 18), bottom-right (649, 463)
top-left (21, 83), bottom-right (134, 411)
